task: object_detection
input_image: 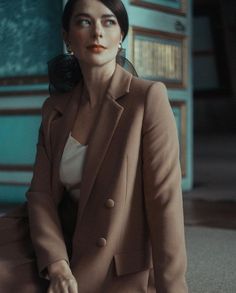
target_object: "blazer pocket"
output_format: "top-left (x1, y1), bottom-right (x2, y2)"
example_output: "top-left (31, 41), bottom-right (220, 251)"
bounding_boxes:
top-left (114, 250), bottom-right (153, 276)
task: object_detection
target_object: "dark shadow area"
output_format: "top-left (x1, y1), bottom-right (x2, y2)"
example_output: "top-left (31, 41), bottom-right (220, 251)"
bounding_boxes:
top-left (184, 0), bottom-right (236, 233)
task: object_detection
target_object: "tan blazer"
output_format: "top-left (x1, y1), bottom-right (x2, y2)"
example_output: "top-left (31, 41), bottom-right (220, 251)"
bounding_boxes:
top-left (25, 63), bottom-right (188, 292)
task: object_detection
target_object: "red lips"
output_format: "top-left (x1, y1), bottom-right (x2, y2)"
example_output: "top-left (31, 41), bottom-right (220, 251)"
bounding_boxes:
top-left (87, 44), bottom-right (107, 49)
top-left (87, 44), bottom-right (107, 53)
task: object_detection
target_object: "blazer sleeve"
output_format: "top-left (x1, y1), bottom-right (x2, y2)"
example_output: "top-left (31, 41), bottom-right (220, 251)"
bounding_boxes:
top-left (26, 97), bottom-right (69, 279)
top-left (142, 82), bottom-right (188, 293)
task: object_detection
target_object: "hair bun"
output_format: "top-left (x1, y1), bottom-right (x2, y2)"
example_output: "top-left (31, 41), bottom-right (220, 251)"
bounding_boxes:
top-left (47, 54), bottom-right (82, 94)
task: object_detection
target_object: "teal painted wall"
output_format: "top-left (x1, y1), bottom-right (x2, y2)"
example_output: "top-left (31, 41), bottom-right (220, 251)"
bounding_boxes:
top-left (0, 0), bottom-right (63, 77)
top-left (0, 0), bottom-right (63, 203)
top-left (0, 115), bottom-right (41, 165)
top-left (0, 185), bottom-right (29, 204)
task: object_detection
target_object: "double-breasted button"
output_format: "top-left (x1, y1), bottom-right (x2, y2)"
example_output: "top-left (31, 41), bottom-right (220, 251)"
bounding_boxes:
top-left (97, 237), bottom-right (107, 247)
top-left (105, 199), bottom-right (115, 208)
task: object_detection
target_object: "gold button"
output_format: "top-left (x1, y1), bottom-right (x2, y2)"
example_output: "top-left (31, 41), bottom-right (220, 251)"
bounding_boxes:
top-left (105, 199), bottom-right (115, 208)
top-left (97, 237), bottom-right (107, 247)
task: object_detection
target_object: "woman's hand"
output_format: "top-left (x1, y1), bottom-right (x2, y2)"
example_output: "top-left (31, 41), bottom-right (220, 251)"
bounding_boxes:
top-left (47, 260), bottom-right (78, 293)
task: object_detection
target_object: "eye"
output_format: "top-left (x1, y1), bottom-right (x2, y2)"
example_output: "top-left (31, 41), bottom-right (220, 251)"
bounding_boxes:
top-left (77, 18), bottom-right (91, 27)
top-left (104, 19), bottom-right (117, 26)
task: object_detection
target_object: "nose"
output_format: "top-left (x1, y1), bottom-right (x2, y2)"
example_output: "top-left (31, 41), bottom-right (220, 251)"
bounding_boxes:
top-left (93, 21), bottom-right (103, 39)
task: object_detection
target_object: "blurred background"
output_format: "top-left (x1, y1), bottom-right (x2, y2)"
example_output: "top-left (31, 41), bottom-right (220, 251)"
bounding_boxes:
top-left (0, 0), bottom-right (235, 292)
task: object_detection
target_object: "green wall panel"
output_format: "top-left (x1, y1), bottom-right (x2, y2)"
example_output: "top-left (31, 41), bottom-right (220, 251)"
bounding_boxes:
top-left (0, 0), bottom-right (63, 203)
top-left (0, 185), bottom-right (28, 203)
top-left (0, 115), bottom-right (41, 165)
top-left (173, 108), bottom-right (181, 137)
top-left (140, 0), bottom-right (182, 9)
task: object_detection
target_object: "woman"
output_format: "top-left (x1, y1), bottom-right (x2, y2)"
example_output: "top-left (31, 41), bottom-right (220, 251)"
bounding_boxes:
top-left (0, 0), bottom-right (188, 292)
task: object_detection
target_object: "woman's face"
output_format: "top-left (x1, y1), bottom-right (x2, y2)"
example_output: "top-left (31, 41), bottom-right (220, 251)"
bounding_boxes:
top-left (65, 0), bottom-right (123, 67)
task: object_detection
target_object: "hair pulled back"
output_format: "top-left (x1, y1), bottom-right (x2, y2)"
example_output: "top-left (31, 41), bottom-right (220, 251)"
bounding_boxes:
top-left (48, 0), bottom-right (136, 94)
top-left (62, 0), bottom-right (129, 40)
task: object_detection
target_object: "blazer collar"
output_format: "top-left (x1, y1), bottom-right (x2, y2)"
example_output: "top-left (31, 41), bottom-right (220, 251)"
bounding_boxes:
top-left (50, 63), bottom-right (133, 114)
top-left (106, 63), bottom-right (133, 100)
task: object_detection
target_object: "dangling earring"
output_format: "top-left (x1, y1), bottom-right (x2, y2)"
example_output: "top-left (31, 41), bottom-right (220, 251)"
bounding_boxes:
top-left (66, 43), bottom-right (74, 55)
top-left (117, 40), bottom-right (126, 59)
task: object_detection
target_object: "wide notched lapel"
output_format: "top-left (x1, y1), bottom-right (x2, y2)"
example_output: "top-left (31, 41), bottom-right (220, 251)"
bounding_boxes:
top-left (50, 82), bottom-right (83, 200)
top-left (77, 97), bottom-right (124, 221)
top-left (77, 64), bottom-right (133, 222)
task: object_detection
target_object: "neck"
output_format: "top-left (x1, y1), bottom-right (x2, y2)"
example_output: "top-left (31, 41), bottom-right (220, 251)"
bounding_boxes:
top-left (79, 60), bottom-right (116, 108)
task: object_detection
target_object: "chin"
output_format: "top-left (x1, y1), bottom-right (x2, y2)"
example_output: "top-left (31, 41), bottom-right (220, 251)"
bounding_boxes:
top-left (79, 55), bottom-right (116, 68)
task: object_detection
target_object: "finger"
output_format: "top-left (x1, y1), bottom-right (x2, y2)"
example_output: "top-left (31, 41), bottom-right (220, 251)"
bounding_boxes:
top-left (68, 279), bottom-right (78, 293)
top-left (48, 281), bottom-right (66, 293)
top-left (47, 284), bottom-right (57, 293)
top-left (58, 281), bottom-right (69, 293)
top-left (47, 285), bottom-right (57, 293)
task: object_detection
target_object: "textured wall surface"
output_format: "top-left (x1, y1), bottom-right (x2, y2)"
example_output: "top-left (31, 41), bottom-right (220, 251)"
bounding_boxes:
top-left (0, 0), bottom-right (63, 202)
top-left (0, 0), bottom-right (63, 77)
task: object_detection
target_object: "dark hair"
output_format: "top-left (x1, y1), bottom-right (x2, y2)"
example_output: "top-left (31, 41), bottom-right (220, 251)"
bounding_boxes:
top-left (48, 0), bottom-right (136, 94)
top-left (62, 0), bottom-right (129, 41)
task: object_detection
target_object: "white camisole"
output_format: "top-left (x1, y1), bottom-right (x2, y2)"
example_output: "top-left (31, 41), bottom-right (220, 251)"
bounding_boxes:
top-left (59, 131), bottom-right (88, 202)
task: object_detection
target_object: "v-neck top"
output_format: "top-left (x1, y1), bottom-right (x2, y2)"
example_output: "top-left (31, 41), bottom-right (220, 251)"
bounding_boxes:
top-left (59, 131), bottom-right (88, 202)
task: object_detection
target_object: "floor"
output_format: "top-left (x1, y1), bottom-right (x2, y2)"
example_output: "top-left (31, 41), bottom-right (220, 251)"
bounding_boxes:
top-left (185, 226), bottom-right (236, 293)
top-left (184, 199), bottom-right (236, 229)
top-left (183, 133), bottom-right (236, 230)
top-left (183, 133), bottom-right (236, 292)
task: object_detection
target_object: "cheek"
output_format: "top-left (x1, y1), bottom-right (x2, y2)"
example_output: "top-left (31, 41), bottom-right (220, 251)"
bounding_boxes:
top-left (110, 33), bottom-right (121, 48)
top-left (69, 30), bottom-right (87, 46)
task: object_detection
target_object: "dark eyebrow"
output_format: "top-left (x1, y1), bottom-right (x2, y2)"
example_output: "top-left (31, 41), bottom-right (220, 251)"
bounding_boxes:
top-left (74, 13), bottom-right (116, 19)
top-left (74, 13), bottom-right (90, 18)
top-left (101, 14), bottom-right (116, 18)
